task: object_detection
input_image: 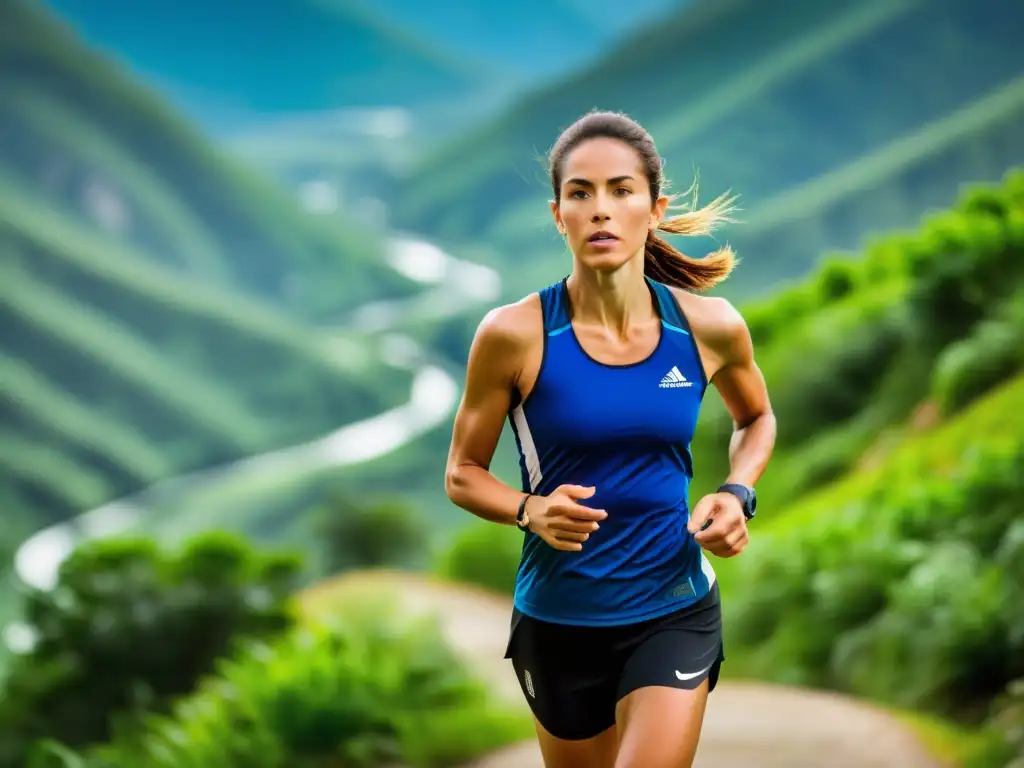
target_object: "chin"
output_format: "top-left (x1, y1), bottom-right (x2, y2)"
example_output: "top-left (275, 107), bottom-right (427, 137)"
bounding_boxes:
top-left (577, 249), bottom-right (634, 273)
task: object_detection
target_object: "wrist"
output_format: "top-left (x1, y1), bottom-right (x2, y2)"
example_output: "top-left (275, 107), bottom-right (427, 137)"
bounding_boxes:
top-left (717, 482), bottom-right (756, 521)
top-left (515, 493), bottom-right (534, 529)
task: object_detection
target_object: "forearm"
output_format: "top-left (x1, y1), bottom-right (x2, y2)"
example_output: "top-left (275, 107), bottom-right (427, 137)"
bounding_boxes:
top-left (725, 410), bottom-right (777, 487)
top-left (445, 462), bottom-right (527, 526)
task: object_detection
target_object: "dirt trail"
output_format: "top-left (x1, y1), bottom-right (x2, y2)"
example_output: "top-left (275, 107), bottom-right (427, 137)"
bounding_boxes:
top-left (304, 570), bottom-right (944, 768)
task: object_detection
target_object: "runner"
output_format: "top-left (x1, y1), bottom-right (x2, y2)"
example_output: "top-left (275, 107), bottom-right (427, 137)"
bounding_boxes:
top-left (445, 110), bottom-right (776, 768)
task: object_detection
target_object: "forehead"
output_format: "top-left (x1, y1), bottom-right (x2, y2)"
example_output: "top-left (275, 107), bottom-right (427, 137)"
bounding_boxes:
top-left (561, 137), bottom-right (645, 183)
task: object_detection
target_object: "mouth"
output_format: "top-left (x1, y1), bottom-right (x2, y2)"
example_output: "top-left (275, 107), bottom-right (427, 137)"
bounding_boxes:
top-left (588, 231), bottom-right (618, 243)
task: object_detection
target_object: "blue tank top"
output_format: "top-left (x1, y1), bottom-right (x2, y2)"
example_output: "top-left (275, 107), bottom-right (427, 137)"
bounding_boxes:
top-left (508, 276), bottom-right (717, 626)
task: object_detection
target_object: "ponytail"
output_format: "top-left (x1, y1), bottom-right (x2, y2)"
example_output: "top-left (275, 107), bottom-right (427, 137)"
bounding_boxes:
top-left (644, 187), bottom-right (740, 293)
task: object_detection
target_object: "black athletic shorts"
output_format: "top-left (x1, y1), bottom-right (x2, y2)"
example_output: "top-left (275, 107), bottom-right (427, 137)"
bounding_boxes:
top-left (504, 582), bottom-right (724, 741)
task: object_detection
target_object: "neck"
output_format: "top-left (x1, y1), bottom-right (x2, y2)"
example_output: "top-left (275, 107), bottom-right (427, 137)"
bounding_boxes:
top-left (566, 253), bottom-right (652, 335)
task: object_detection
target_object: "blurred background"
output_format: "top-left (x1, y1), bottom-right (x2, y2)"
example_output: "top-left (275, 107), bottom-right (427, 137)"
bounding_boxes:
top-left (1, 0), bottom-right (1022, 765)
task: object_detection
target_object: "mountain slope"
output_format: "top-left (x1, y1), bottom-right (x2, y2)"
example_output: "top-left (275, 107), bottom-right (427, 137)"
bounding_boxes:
top-left (2, 0), bottom-right (419, 318)
top-left (0, 2), bottom-right (416, 537)
top-left (390, 0), bottom-right (1024, 302)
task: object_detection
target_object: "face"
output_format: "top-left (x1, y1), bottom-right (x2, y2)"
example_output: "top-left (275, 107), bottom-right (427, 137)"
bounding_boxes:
top-left (551, 136), bottom-right (668, 273)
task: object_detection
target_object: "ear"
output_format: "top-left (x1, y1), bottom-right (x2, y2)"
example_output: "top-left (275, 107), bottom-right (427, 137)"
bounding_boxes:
top-left (649, 194), bottom-right (670, 230)
top-left (549, 199), bottom-right (565, 235)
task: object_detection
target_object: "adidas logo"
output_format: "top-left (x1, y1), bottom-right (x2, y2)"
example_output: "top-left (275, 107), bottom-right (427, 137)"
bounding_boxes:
top-left (659, 365), bottom-right (693, 389)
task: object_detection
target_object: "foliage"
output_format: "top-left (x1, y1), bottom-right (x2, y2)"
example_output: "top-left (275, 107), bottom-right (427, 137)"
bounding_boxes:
top-left (727, 418), bottom-right (1024, 722)
top-left (434, 521), bottom-right (523, 597)
top-left (0, 531), bottom-right (301, 767)
top-left (932, 288), bottom-right (1024, 414)
top-left (688, 168), bottom-right (1024, 508)
top-left (315, 492), bottom-right (429, 574)
top-left (58, 600), bottom-right (529, 768)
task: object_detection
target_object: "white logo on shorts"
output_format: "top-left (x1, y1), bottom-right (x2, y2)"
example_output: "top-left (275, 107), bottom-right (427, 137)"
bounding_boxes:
top-left (675, 661), bottom-right (714, 682)
top-left (524, 669), bottom-right (536, 698)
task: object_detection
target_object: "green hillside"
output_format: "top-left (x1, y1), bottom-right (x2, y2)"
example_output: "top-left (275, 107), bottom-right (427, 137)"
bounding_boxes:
top-left (0, 0), bottom-right (419, 319)
top-left (687, 167), bottom-right (1024, 509)
top-left (390, 0), bottom-right (1024, 303)
top-left (0, 5), bottom-right (419, 540)
top-left (707, 168), bottom-right (1024, 741)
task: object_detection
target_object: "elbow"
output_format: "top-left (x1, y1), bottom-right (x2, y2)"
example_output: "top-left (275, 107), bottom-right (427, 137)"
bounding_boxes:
top-left (444, 462), bottom-right (468, 507)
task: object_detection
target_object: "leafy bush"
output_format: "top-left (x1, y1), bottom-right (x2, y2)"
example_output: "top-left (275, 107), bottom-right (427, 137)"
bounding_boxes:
top-left (66, 599), bottom-right (529, 768)
top-left (932, 290), bottom-right (1024, 414)
top-left (0, 531), bottom-right (301, 767)
top-left (764, 304), bottom-right (905, 447)
top-left (434, 521), bottom-right (523, 597)
top-left (315, 492), bottom-right (428, 574)
top-left (729, 439), bottom-right (1024, 720)
top-left (814, 253), bottom-right (861, 304)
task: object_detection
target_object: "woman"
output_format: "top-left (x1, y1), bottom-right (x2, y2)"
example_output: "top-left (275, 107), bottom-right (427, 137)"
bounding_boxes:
top-left (444, 110), bottom-right (776, 768)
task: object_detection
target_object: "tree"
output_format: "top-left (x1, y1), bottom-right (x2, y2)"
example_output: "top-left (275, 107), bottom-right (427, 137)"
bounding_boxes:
top-left (315, 491), bottom-right (427, 574)
top-left (0, 530), bottom-right (301, 767)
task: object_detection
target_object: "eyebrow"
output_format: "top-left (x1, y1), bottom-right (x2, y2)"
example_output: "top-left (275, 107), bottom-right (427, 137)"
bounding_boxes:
top-left (564, 175), bottom-right (635, 188)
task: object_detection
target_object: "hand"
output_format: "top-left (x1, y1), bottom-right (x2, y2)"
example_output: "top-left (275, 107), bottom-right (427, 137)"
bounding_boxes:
top-left (528, 484), bottom-right (607, 552)
top-left (687, 492), bottom-right (748, 558)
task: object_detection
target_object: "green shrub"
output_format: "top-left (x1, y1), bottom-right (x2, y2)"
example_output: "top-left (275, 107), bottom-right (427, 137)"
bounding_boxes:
top-left (0, 531), bottom-right (301, 767)
top-left (765, 305), bottom-right (905, 446)
top-left (315, 492), bottom-right (428, 574)
top-left (815, 253), bottom-right (860, 303)
top-left (729, 440), bottom-right (1024, 720)
top-left (932, 291), bottom-right (1024, 414)
top-left (71, 599), bottom-right (529, 767)
top-left (434, 521), bottom-right (523, 597)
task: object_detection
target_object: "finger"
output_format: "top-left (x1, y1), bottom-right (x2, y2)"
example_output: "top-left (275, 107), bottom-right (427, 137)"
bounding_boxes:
top-left (724, 526), bottom-right (747, 552)
top-left (687, 500), bottom-right (719, 534)
top-left (551, 502), bottom-right (607, 521)
top-left (694, 515), bottom-right (733, 544)
top-left (712, 530), bottom-right (748, 558)
top-left (554, 531), bottom-right (590, 544)
top-left (550, 537), bottom-right (583, 552)
top-left (557, 484), bottom-right (596, 500)
top-left (548, 518), bottom-right (599, 534)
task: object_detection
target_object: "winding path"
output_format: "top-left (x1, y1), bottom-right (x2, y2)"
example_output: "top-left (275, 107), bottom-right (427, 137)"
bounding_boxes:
top-left (306, 570), bottom-right (945, 768)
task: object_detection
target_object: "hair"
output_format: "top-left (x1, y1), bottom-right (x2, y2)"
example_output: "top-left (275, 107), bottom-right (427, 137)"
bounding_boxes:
top-left (548, 110), bottom-right (740, 293)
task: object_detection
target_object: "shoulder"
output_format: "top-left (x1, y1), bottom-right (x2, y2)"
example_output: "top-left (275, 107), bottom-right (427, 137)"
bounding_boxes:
top-left (470, 292), bottom-right (543, 360)
top-left (668, 287), bottom-right (752, 364)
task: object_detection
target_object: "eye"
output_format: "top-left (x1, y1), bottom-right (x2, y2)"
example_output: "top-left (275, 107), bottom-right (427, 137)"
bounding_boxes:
top-left (569, 189), bottom-right (588, 199)
top-left (614, 187), bottom-right (632, 196)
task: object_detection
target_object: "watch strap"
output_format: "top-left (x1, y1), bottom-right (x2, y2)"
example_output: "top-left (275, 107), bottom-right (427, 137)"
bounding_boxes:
top-left (718, 483), bottom-right (756, 520)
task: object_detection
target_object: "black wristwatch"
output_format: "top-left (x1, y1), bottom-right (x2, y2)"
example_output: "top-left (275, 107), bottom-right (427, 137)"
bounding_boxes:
top-left (718, 483), bottom-right (757, 521)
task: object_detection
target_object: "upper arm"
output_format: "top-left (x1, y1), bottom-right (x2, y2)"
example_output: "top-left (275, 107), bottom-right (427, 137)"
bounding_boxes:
top-left (446, 302), bottom-right (536, 473)
top-left (703, 298), bottom-right (772, 429)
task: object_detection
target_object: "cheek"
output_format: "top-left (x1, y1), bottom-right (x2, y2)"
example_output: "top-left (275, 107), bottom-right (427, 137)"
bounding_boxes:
top-left (623, 198), bottom-right (655, 233)
top-left (561, 208), bottom-right (588, 234)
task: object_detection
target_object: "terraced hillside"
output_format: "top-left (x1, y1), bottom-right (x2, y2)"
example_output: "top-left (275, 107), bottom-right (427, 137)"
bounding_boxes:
top-left (0, 0), bottom-right (418, 318)
top-left (391, 0), bottom-right (1024, 303)
top-left (0, 3), bottom-right (417, 537)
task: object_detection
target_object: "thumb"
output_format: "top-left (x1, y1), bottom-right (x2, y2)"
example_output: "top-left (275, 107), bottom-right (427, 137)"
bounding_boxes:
top-left (687, 497), bottom-right (718, 534)
top-left (559, 484), bottom-right (596, 500)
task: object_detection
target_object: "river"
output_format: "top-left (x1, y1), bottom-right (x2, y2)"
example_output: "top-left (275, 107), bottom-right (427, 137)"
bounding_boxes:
top-left (5, 236), bottom-right (500, 652)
